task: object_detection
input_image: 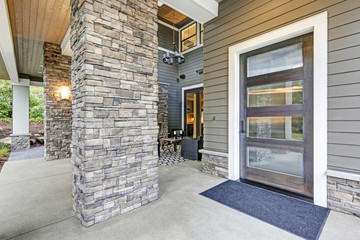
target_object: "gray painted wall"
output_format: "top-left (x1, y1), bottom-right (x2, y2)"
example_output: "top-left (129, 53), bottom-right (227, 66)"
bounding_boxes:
top-left (203, 0), bottom-right (360, 173)
top-left (158, 24), bottom-right (204, 131)
top-left (158, 24), bottom-right (178, 50)
top-left (158, 50), bottom-right (181, 131)
top-left (179, 47), bottom-right (204, 88)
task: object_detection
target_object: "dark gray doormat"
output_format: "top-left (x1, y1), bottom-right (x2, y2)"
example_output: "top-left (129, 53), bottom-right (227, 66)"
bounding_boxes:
top-left (200, 180), bottom-right (330, 240)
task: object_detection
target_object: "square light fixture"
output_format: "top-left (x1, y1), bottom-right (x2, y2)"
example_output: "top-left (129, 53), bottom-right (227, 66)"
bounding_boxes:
top-left (61, 86), bottom-right (70, 100)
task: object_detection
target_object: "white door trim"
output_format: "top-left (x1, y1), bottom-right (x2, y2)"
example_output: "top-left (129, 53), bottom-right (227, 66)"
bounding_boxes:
top-left (181, 83), bottom-right (204, 131)
top-left (228, 12), bottom-right (328, 207)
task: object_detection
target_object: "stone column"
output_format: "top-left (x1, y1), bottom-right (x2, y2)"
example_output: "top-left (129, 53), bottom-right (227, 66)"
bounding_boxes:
top-left (43, 43), bottom-right (72, 160)
top-left (158, 83), bottom-right (168, 138)
top-left (71, 0), bottom-right (159, 227)
top-left (11, 84), bottom-right (30, 151)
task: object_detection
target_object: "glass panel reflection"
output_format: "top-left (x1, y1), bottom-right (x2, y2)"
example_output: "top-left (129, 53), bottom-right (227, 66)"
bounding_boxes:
top-left (247, 116), bottom-right (303, 141)
top-left (247, 146), bottom-right (304, 177)
top-left (186, 93), bottom-right (196, 138)
top-left (182, 35), bottom-right (197, 51)
top-left (181, 23), bottom-right (197, 40)
top-left (247, 43), bottom-right (303, 77)
top-left (200, 91), bottom-right (204, 136)
top-left (247, 80), bottom-right (303, 107)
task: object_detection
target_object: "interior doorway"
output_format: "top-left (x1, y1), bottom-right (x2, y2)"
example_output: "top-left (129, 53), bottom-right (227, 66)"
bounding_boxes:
top-left (184, 87), bottom-right (204, 139)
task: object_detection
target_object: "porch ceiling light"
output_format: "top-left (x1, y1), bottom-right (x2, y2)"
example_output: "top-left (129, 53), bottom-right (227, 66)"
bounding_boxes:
top-left (61, 86), bottom-right (70, 100)
top-left (162, 10), bottom-right (185, 66)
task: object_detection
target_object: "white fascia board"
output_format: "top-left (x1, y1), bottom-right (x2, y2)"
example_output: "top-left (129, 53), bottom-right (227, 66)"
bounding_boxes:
top-left (0, 0), bottom-right (18, 83)
top-left (158, 20), bottom-right (179, 32)
top-left (12, 78), bottom-right (29, 86)
top-left (161, 0), bottom-right (218, 24)
top-left (61, 26), bottom-right (71, 56)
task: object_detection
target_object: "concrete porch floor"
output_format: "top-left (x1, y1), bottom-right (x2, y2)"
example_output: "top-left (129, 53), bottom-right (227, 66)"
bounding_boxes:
top-left (0, 159), bottom-right (359, 240)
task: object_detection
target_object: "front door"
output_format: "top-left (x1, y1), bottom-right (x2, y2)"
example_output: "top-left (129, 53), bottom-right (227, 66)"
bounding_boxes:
top-left (184, 88), bottom-right (204, 138)
top-left (240, 33), bottom-right (314, 197)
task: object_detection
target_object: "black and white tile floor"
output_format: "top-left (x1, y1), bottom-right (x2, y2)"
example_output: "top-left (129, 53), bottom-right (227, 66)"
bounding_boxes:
top-left (159, 146), bottom-right (188, 166)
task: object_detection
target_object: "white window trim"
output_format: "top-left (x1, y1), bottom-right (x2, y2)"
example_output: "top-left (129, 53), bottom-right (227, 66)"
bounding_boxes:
top-left (179, 21), bottom-right (204, 55)
top-left (181, 83), bottom-right (204, 130)
top-left (228, 12), bottom-right (328, 207)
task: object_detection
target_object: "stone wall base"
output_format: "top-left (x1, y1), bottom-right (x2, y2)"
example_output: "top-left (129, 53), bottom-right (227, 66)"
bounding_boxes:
top-left (328, 176), bottom-right (360, 217)
top-left (201, 152), bottom-right (228, 178)
top-left (10, 134), bottom-right (30, 151)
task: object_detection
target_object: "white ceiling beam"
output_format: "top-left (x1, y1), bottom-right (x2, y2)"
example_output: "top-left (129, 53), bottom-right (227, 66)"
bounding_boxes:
top-left (158, 20), bottom-right (179, 31)
top-left (161, 0), bottom-right (218, 24)
top-left (0, 0), bottom-right (18, 83)
top-left (61, 26), bottom-right (71, 56)
top-left (158, 1), bottom-right (164, 7)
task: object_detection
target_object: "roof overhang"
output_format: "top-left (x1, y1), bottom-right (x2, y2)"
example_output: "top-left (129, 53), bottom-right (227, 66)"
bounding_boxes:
top-left (161, 0), bottom-right (218, 24)
top-left (61, 26), bottom-right (71, 57)
top-left (0, 0), bottom-right (18, 83)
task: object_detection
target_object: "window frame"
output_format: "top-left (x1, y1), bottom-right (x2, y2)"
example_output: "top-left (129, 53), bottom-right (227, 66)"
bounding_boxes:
top-left (179, 21), bottom-right (204, 54)
top-left (200, 24), bottom-right (204, 44)
top-left (180, 22), bottom-right (197, 52)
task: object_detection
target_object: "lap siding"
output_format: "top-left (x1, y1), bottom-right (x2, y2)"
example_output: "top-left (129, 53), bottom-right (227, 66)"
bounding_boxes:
top-left (203, 0), bottom-right (360, 172)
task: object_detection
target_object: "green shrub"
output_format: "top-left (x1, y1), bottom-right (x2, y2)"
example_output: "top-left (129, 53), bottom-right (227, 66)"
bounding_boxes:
top-left (30, 117), bottom-right (44, 122)
top-left (0, 142), bottom-right (10, 157)
top-left (0, 80), bottom-right (12, 119)
top-left (29, 105), bottom-right (44, 121)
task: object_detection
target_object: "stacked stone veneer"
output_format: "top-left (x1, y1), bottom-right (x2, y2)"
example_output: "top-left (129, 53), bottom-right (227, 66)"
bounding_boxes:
top-left (71, 0), bottom-right (159, 226)
top-left (10, 135), bottom-right (30, 151)
top-left (43, 43), bottom-right (72, 160)
top-left (157, 83), bottom-right (168, 138)
top-left (328, 176), bottom-right (360, 217)
top-left (201, 152), bottom-right (228, 178)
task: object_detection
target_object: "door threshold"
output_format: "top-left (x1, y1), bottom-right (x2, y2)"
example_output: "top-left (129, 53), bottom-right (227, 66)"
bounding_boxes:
top-left (239, 178), bottom-right (313, 203)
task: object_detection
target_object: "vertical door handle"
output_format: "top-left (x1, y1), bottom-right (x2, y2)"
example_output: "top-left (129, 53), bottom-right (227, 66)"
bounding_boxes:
top-left (240, 120), bottom-right (246, 134)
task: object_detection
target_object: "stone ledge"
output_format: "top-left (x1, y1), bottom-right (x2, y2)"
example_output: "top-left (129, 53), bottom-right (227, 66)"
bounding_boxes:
top-left (199, 149), bottom-right (228, 158)
top-left (10, 133), bottom-right (31, 137)
top-left (327, 169), bottom-right (360, 182)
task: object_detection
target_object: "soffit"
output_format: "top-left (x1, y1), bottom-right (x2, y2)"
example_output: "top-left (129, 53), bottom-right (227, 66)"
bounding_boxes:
top-left (7, 0), bottom-right (71, 78)
top-left (158, 4), bottom-right (191, 28)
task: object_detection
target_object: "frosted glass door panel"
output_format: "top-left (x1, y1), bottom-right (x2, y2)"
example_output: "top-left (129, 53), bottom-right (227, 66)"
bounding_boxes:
top-left (247, 80), bottom-right (303, 107)
top-left (247, 43), bottom-right (303, 77)
top-left (247, 116), bottom-right (303, 141)
top-left (247, 146), bottom-right (304, 177)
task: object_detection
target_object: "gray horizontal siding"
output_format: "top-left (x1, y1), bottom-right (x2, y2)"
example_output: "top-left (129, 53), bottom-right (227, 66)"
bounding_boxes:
top-left (179, 47), bottom-right (204, 88)
top-left (158, 50), bottom-right (181, 131)
top-left (158, 23), bottom-right (204, 131)
top-left (158, 24), bottom-right (178, 50)
top-left (203, 0), bottom-right (360, 172)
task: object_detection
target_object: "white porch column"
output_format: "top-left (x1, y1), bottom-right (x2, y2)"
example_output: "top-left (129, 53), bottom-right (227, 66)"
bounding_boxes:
top-left (11, 84), bottom-right (30, 151)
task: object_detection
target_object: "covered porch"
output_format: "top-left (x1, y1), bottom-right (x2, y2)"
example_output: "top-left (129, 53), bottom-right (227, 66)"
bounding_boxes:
top-left (1, 157), bottom-right (359, 240)
top-left (1, 0), bottom-right (360, 238)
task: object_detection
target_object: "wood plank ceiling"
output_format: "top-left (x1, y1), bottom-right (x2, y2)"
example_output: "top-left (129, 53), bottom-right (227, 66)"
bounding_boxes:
top-left (7, 0), bottom-right (70, 79)
top-left (6, 1), bottom-right (197, 79)
top-left (158, 4), bottom-right (191, 28)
